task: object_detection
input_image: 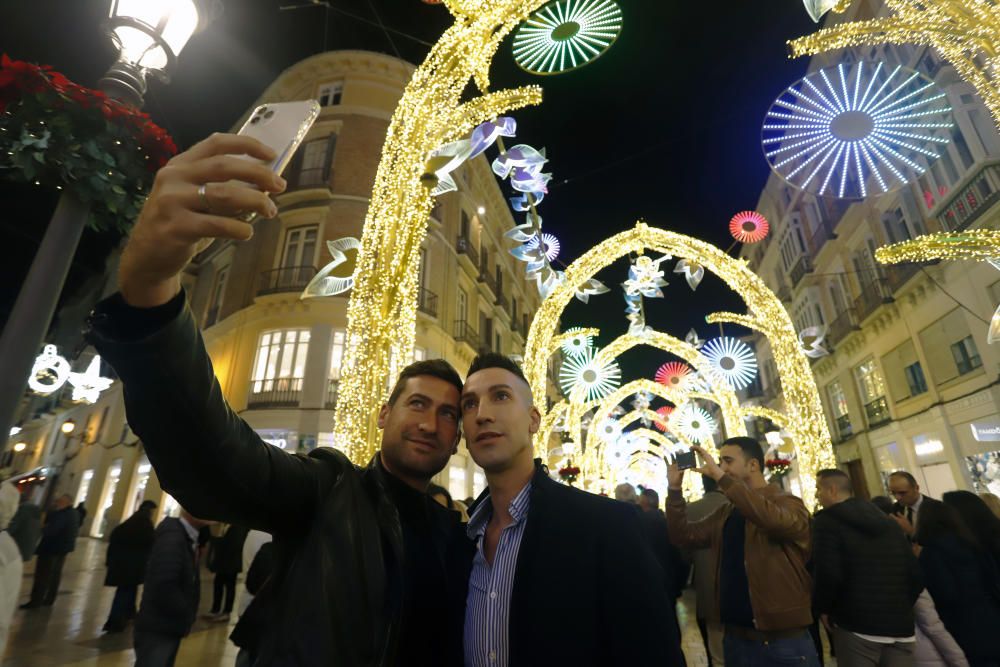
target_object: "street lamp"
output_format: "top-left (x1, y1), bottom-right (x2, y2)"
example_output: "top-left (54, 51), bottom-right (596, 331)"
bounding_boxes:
top-left (0, 0), bottom-right (220, 455)
top-left (12, 443), bottom-right (26, 453)
top-left (101, 0), bottom-right (221, 107)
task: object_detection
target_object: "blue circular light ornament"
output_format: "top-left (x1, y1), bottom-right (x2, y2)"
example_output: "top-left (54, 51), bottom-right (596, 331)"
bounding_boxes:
top-left (512, 0), bottom-right (623, 75)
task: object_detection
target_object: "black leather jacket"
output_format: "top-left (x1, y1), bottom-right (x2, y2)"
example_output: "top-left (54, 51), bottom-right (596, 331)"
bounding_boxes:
top-left (87, 292), bottom-right (463, 665)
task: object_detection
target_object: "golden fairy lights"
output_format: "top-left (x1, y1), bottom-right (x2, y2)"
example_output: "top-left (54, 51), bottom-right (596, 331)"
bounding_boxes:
top-left (789, 0), bottom-right (1000, 128)
top-left (875, 229), bottom-right (1000, 264)
top-left (333, 0), bottom-right (549, 460)
top-left (523, 223), bottom-right (835, 506)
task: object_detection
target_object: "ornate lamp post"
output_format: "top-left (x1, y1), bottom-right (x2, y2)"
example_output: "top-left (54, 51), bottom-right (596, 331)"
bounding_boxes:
top-left (0, 0), bottom-right (220, 449)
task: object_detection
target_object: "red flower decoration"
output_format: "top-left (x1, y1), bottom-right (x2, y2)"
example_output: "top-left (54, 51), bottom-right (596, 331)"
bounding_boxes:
top-left (654, 406), bottom-right (674, 432)
top-left (729, 211), bottom-right (770, 244)
top-left (655, 362), bottom-right (691, 389)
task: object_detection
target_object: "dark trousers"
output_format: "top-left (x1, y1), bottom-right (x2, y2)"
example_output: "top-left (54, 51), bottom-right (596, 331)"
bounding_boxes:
top-left (724, 631), bottom-right (822, 666)
top-left (697, 617), bottom-right (713, 666)
top-left (134, 630), bottom-right (182, 667)
top-left (832, 628), bottom-right (914, 667)
top-left (104, 585), bottom-right (138, 630)
top-left (211, 572), bottom-right (237, 614)
top-left (29, 553), bottom-right (67, 605)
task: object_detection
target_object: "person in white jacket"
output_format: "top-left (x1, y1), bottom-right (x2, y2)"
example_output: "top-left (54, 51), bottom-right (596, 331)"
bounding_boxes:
top-left (0, 482), bottom-right (24, 658)
top-left (913, 589), bottom-right (969, 666)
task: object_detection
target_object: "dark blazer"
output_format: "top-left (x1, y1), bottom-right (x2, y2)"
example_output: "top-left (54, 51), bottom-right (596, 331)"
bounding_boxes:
top-left (812, 498), bottom-right (923, 637)
top-left (638, 507), bottom-right (690, 599)
top-left (919, 534), bottom-right (1000, 665)
top-left (105, 509), bottom-right (156, 587)
top-left (135, 518), bottom-right (200, 637)
top-left (207, 525), bottom-right (249, 575)
top-left (456, 463), bottom-right (684, 666)
top-left (87, 292), bottom-right (464, 666)
top-left (35, 506), bottom-right (79, 556)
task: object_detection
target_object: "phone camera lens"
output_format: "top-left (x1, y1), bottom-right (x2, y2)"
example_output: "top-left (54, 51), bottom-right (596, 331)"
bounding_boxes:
top-left (264, 110), bottom-right (275, 119)
top-left (250, 116), bottom-right (261, 125)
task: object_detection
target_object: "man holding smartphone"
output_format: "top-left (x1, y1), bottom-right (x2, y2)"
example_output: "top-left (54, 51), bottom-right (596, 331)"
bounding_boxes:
top-left (666, 438), bottom-right (819, 666)
top-left (86, 134), bottom-right (468, 665)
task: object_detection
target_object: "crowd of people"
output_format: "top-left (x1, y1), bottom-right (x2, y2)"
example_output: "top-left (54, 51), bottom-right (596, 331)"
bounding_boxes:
top-left (3, 132), bottom-right (1000, 666)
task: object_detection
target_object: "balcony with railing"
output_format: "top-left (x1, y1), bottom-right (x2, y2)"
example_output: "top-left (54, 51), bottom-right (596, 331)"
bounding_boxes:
top-left (248, 377), bottom-right (303, 409)
top-left (808, 219), bottom-right (837, 258)
top-left (835, 414), bottom-right (853, 442)
top-left (456, 236), bottom-right (479, 271)
top-left (936, 162), bottom-right (1000, 232)
top-left (776, 284), bottom-right (792, 303)
top-left (789, 254), bottom-right (813, 288)
top-left (325, 379), bottom-right (339, 409)
top-left (495, 291), bottom-right (509, 312)
top-left (454, 320), bottom-right (480, 350)
top-left (886, 263), bottom-right (921, 293)
top-left (478, 266), bottom-right (497, 295)
top-left (258, 265), bottom-right (318, 297)
top-left (863, 395), bottom-right (891, 428)
top-left (417, 287), bottom-right (438, 317)
top-left (854, 278), bottom-right (892, 322)
top-left (827, 306), bottom-right (860, 347)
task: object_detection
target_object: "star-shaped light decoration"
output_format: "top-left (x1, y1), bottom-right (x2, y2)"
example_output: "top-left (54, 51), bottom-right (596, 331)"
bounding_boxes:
top-left (703, 337), bottom-right (758, 390)
top-left (655, 361), bottom-right (692, 389)
top-left (685, 329), bottom-right (705, 350)
top-left (729, 211), bottom-right (770, 244)
top-left (574, 278), bottom-right (609, 304)
top-left (421, 139), bottom-right (473, 195)
top-left (561, 327), bottom-right (593, 358)
top-left (799, 325), bottom-right (830, 358)
top-left (654, 406), bottom-right (674, 433)
top-left (674, 259), bottom-right (705, 291)
top-left (622, 255), bottom-right (669, 298)
top-left (672, 404), bottom-right (718, 444)
top-left (68, 355), bottom-right (113, 404)
top-left (802, 0), bottom-right (851, 22)
top-left (559, 346), bottom-right (621, 401)
top-left (302, 238), bottom-right (361, 298)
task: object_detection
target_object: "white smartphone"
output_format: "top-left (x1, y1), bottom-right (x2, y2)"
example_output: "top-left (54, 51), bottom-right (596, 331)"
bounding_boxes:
top-left (234, 100), bottom-right (321, 221)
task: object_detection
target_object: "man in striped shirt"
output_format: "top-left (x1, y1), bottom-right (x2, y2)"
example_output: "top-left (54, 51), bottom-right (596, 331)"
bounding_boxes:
top-left (457, 353), bottom-right (684, 666)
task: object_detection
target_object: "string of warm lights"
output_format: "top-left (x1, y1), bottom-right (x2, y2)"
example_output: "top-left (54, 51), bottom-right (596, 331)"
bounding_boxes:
top-left (789, 0), bottom-right (1000, 129)
top-left (875, 229), bottom-right (1000, 264)
top-left (522, 223), bottom-right (834, 507)
top-left (333, 0), bottom-right (551, 461)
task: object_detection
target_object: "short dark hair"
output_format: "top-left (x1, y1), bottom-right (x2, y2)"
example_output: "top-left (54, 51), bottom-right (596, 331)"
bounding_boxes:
top-left (387, 359), bottom-right (463, 406)
top-left (427, 483), bottom-right (454, 510)
top-left (138, 500), bottom-right (158, 512)
top-left (467, 352), bottom-right (531, 389)
top-left (720, 437), bottom-right (765, 471)
top-left (889, 470), bottom-right (918, 487)
top-left (640, 488), bottom-right (660, 507)
top-left (871, 496), bottom-right (894, 515)
top-left (817, 469), bottom-right (852, 495)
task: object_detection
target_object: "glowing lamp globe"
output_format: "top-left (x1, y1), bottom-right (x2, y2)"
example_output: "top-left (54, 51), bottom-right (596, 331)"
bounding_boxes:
top-left (60, 420), bottom-right (76, 435)
top-left (729, 211), bottom-right (770, 244)
top-left (13, 442), bottom-right (27, 453)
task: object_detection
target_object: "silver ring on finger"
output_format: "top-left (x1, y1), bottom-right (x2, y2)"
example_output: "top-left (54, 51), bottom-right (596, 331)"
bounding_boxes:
top-left (197, 183), bottom-right (214, 214)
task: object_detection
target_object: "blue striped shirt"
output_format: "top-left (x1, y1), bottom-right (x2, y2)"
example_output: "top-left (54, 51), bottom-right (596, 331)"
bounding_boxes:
top-left (463, 482), bottom-right (532, 667)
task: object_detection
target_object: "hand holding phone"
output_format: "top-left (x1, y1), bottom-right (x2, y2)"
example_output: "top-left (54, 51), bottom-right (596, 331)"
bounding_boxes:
top-left (674, 450), bottom-right (697, 471)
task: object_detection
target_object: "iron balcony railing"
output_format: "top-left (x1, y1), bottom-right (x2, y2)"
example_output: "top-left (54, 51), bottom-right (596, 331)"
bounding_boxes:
top-left (790, 254), bottom-right (813, 288)
top-left (478, 267), bottom-right (497, 295)
top-left (258, 265), bottom-right (318, 296)
top-left (864, 396), bottom-right (891, 428)
top-left (325, 379), bottom-right (339, 409)
top-left (454, 320), bottom-right (480, 350)
top-left (808, 219), bottom-right (837, 258)
top-left (248, 377), bottom-right (303, 409)
top-left (854, 279), bottom-right (893, 322)
top-left (456, 236), bottom-right (479, 269)
top-left (417, 287), bottom-right (438, 317)
top-left (835, 413), bottom-right (853, 442)
top-left (827, 307), bottom-right (859, 347)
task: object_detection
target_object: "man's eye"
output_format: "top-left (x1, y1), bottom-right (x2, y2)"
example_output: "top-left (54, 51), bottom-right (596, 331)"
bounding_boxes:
top-left (496, 391), bottom-right (511, 400)
top-left (462, 400), bottom-right (477, 410)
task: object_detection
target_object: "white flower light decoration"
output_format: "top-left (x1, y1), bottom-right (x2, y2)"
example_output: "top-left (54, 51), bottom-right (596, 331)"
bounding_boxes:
top-left (673, 404), bottom-right (718, 444)
top-left (561, 327), bottom-right (593, 357)
top-left (674, 259), bottom-right (705, 291)
top-left (28, 344), bottom-right (71, 396)
top-left (68, 355), bottom-right (113, 404)
top-left (596, 417), bottom-right (622, 443)
top-left (622, 254), bottom-right (669, 298)
top-left (702, 337), bottom-right (758, 390)
top-left (685, 328), bottom-right (705, 350)
top-left (799, 325), bottom-right (830, 358)
top-left (559, 346), bottom-right (622, 401)
top-left (526, 232), bottom-right (561, 262)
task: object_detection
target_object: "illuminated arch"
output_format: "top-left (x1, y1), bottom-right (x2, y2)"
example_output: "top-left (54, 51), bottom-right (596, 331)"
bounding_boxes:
top-left (524, 222), bottom-right (834, 505)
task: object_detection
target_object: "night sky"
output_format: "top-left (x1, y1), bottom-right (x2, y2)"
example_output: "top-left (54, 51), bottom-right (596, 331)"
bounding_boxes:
top-left (1, 0), bottom-right (818, 381)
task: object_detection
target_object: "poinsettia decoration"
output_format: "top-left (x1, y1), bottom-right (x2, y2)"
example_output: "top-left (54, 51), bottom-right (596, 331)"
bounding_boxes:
top-left (0, 55), bottom-right (177, 234)
top-left (558, 464), bottom-right (581, 485)
top-left (766, 458), bottom-right (792, 478)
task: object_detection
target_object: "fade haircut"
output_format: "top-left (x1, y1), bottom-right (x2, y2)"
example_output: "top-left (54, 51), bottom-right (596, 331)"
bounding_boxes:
top-left (467, 352), bottom-right (532, 395)
top-left (889, 470), bottom-right (918, 488)
top-left (817, 469), bottom-right (853, 496)
top-left (640, 487), bottom-right (660, 507)
top-left (387, 359), bottom-right (463, 406)
top-left (721, 436), bottom-right (765, 471)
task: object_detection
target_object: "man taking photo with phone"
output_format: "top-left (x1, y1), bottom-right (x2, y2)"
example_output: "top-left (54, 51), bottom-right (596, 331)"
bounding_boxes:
top-left (87, 133), bottom-right (468, 665)
top-left (666, 438), bottom-right (819, 666)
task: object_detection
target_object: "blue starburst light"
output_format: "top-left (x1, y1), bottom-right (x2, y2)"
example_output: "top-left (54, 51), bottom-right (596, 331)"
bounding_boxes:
top-left (512, 0), bottom-right (623, 76)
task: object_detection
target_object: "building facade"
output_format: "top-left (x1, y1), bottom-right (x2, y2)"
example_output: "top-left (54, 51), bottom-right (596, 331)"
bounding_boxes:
top-left (6, 49), bottom-right (548, 536)
top-left (744, 4), bottom-right (1000, 499)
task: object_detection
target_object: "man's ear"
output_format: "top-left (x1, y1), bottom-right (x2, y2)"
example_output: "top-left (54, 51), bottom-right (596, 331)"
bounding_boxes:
top-left (528, 405), bottom-right (541, 435)
top-left (377, 404), bottom-right (390, 429)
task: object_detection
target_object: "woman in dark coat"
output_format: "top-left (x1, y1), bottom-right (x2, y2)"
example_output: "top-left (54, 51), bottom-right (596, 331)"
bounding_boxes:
top-left (916, 500), bottom-right (1000, 667)
top-left (103, 500), bottom-right (157, 633)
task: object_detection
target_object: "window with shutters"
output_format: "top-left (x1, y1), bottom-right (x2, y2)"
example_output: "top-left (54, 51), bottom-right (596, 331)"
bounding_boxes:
top-left (881, 339), bottom-right (926, 401)
top-left (918, 309), bottom-right (981, 384)
top-left (250, 330), bottom-right (310, 405)
top-left (293, 136), bottom-right (336, 188)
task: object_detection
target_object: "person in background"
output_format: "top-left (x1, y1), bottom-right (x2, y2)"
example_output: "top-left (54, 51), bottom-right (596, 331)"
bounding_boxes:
top-left (205, 523), bottom-right (250, 622)
top-left (667, 438), bottom-right (819, 666)
top-left (812, 469), bottom-right (923, 666)
top-left (21, 493), bottom-right (79, 609)
top-left (0, 482), bottom-right (24, 657)
top-left (614, 482), bottom-right (639, 505)
top-left (75, 502), bottom-right (88, 528)
top-left (888, 471), bottom-right (938, 539)
top-left (637, 488), bottom-right (690, 602)
top-left (979, 492), bottom-right (1000, 519)
top-left (871, 495), bottom-right (894, 515)
top-left (103, 499), bottom-right (158, 633)
top-left (230, 528), bottom-right (272, 667)
top-left (942, 490), bottom-right (1000, 569)
top-left (7, 499), bottom-right (41, 564)
top-left (913, 589), bottom-right (968, 667)
top-left (134, 508), bottom-right (212, 667)
top-left (915, 499), bottom-right (1000, 666)
top-left (685, 476), bottom-right (729, 667)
